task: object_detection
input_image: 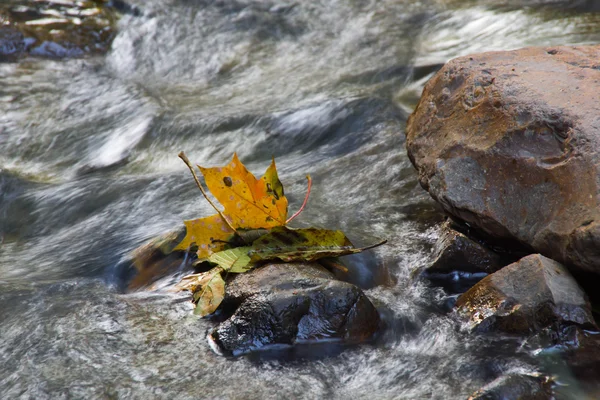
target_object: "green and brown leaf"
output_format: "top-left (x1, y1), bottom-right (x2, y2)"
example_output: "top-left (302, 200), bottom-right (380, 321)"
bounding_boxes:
top-left (249, 226), bottom-right (386, 263)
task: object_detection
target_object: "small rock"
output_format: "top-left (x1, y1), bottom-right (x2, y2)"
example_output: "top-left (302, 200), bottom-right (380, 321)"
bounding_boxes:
top-left (210, 262), bottom-right (380, 356)
top-left (0, 26), bottom-right (26, 61)
top-left (456, 254), bottom-right (596, 334)
top-left (537, 325), bottom-right (600, 381)
top-left (468, 373), bottom-right (553, 400)
top-left (562, 328), bottom-right (600, 382)
top-left (427, 220), bottom-right (506, 274)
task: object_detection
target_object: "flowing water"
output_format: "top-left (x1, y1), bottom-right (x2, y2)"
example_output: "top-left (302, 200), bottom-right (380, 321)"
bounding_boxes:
top-left (2, 0), bottom-right (600, 398)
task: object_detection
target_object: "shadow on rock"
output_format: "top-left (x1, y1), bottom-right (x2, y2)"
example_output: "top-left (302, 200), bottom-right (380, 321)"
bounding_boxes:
top-left (420, 219), bottom-right (526, 294)
top-left (209, 262), bottom-right (380, 357)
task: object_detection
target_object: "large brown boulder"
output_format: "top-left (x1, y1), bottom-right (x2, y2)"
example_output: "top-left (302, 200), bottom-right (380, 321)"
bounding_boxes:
top-left (456, 254), bottom-right (596, 334)
top-left (406, 45), bottom-right (600, 275)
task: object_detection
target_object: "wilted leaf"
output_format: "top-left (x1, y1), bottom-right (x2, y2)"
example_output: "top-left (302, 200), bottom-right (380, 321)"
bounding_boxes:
top-left (129, 227), bottom-right (189, 290)
top-left (172, 214), bottom-right (236, 258)
top-left (176, 267), bottom-right (226, 317)
top-left (199, 153), bottom-right (288, 229)
top-left (248, 226), bottom-right (386, 262)
top-left (132, 228), bottom-right (187, 266)
top-left (208, 247), bottom-right (253, 273)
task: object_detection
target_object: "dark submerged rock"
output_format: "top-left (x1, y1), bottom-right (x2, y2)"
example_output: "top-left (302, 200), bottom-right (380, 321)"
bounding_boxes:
top-left (406, 45), bottom-right (600, 277)
top-left (535, 324), bottom-right (600, 381)
top-left (468, 374), bottom-right (554, 400)
top-left (456, 254), bottom-right (596, 334)
top-left (210, 262), bottom-right (380, 356)
top-left (427, 220), bottom-right (506, 275)
top-left (0, 26), bottom-right (26, 61)
top-left (562, 328), bottom-right (600, 380)
top-left (423, 220), bottom-right (524, 294)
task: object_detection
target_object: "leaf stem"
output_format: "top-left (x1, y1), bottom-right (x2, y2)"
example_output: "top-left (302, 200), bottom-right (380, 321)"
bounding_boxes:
top-left (179, 151), bottom-right (238, 234)
top-left (360, 239), bottom-right (388, 251)
top-left (286, 174), bottom-right (312, 224)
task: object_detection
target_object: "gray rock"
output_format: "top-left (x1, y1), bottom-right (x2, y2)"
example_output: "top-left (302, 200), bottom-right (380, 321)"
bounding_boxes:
top-left (210, 262), bottom-right (380, 356)
top-left (456, 254), bottom-right (596, 334)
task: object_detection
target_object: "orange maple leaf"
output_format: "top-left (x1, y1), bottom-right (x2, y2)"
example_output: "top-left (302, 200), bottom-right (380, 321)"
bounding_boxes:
top-left (200, 153), bottom-right (288, 229)
top-left (173, 154), bottom-right (288, 259)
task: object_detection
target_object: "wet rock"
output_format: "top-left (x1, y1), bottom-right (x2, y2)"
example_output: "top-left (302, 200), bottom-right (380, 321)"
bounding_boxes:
top-left (0, 0), bottom-right (120, 60)
top-left (406, 45), bottom-right (600, 276)
top-left (559, 329), bottom-right (600, 397)
top-left (423, 220), bottom-right (516, 294)
top-left (0, 26), bottom-right (26, 61)
top-left (528, 324), bottom-right (600, 398)
top-left (210, 262), bottom-right (380, 356)
top-left (468, 373), bottom-right (553, 400)
top-left (456, 254), bottom-right (596, 334)
top-left (125, 227), bottom-right (193, 291)
top-left (427, 220), bottom-right (506, 274)
top-left (535, 324), bottom-right (600, 382)
top-left (562, 328), bottom-right (600, 381)
top-left (107, 0), bottom-right (141, 17)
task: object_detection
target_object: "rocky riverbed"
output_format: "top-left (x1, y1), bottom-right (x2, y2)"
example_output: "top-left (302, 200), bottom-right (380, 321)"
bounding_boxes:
top-left (407, 44), bottom-right (600, 398)
top-left (0, 0), bottom-right (123, 60)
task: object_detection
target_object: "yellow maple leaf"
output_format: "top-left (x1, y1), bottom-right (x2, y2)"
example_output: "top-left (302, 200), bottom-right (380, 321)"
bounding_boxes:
top-left (172, 214), bottom-right (235, 258)
top-left (199, 153), bottom-right (288, 229)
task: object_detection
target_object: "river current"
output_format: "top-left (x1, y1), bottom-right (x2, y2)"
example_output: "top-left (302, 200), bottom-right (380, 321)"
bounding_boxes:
top-left (2, 1), bottom-right (600, 398)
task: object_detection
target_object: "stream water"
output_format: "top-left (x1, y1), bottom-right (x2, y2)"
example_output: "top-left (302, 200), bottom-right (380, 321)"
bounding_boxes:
top-left (2, 1), bottom-right (600, 398)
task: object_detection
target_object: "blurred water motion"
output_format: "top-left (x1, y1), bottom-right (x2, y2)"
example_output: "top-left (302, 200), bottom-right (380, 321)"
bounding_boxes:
top-left (1, 0), bottom-right (599, 398)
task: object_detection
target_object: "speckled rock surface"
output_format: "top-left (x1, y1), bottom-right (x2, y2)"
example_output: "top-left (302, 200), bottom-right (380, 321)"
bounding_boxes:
top-left (406, 45), bottom-right (600, 275)
top-left (456, 254), bottom-right (596, 334)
